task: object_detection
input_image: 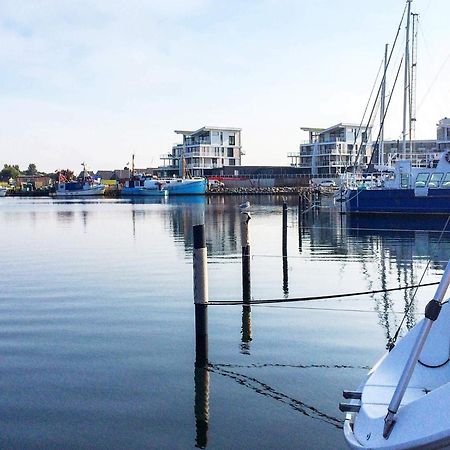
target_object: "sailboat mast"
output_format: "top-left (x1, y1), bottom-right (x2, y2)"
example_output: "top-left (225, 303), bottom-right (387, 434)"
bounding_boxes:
top-left (410, 13), bottom-right (419, 146)
top-left (402, 0), bottom-right (412, 159)
top-left (132, 154), bottom-right (135, 176)
top-left (380, 43), bottom-right (388, 167)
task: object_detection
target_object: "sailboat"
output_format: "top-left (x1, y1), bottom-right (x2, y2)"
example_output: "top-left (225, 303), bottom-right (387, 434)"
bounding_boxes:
top-left (342, 0), bottom-right (450, 215)
top-left (342, 260), bottom-right (450, 449)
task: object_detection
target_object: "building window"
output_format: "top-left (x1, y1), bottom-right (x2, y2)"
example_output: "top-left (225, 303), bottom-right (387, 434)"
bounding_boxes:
top-left (227, 148), bottom-right (234, 157)
top-left (229, 135), bottom-right (235, 145)
top-left (229, 159), bottom-right (235, 166)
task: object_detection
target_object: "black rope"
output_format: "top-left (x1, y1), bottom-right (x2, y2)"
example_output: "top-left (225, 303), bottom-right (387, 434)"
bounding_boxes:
top-left (208, 282), bottom-right (439, 306)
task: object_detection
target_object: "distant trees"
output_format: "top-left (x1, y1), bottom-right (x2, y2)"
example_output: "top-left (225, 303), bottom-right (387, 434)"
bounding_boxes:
top-left (25, 163), bottom-right (38, 176)
top-left (0, 164), bottom-right (20, 181)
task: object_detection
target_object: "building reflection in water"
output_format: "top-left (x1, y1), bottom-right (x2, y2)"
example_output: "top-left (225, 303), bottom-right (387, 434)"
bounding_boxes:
top-left (134, 195), bottom-right (450, 343)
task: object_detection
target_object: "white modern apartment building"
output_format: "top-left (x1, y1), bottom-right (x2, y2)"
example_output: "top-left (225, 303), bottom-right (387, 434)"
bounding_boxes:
top-left (288, 123), bottom-right (372, 175)
top-left (288, 118), bottom-right (450, 174)
top-left (160, 126), bottom-right (242, 177)
top-left (382, 118), bottom-right (450, 166)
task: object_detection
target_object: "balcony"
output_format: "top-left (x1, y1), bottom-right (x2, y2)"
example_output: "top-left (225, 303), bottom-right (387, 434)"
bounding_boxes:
top-left (188, 163), bottom-right (221, 169)
top-left (185, 138), bottom-right (211, 146)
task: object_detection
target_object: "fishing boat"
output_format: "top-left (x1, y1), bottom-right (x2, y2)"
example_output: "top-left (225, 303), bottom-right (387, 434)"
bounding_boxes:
top-left (0, 186), bottom-right (8, 197)
top-left (158, 151), bottom-right (207, 195)
top-left (120, 154), bottom-right (168, 197)
top-left (161, 177), bottom-right (206, 195)
top-left (342, 0), bottom-right (450, 215)
top-left (121, 177), bottom-right (168, 197)
top-left (55, 164), bottom-right (106, 197)
top-left (341, 261), bottom-right (450, 449)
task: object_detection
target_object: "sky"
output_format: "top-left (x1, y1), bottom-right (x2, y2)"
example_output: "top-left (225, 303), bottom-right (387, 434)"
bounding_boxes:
top-left (1, 0), bottom-right (449, 172)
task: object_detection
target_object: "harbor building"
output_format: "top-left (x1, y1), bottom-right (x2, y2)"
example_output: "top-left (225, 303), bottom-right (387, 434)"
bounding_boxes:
top-left (160, 126), bottom-right (242, 177)
top-left (382, 118), bottom-right (450, 167)
top-left (289, 118), bottom-right (450, 174)
top-left (288, 123), bottom-right (372, 176)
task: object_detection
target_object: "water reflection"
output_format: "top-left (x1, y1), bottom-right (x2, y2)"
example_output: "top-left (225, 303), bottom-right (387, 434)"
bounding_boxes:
top-left (282, 255), bottom-right (289, 296)
top-left (240, 306), bottom-right (252, 355)
top-left (56, 210), bottom-right (75, 223)
top-left (194, 366), bottom-right (210, 449)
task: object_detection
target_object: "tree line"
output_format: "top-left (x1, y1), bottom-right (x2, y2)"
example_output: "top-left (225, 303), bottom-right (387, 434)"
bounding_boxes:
top-left (0, 164), bottom-right (74, 182)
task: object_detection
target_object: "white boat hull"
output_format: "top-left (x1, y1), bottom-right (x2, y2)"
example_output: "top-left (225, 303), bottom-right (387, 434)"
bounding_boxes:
top-left (344, 302), bottom-right (450, 449)
top-left (54, 185), bottom-right (106, 197)
top-left (0, 188), bottom-right (7, 197)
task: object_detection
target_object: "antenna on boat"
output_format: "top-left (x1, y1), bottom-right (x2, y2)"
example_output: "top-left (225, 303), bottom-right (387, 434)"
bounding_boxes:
top-left (401, 0), bottom-right (412, 159)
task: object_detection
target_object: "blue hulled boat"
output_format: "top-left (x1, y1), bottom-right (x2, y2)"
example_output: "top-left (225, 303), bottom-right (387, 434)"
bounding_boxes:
top-left (161, 177), bottom-right (206, 195)
top-left (343, 153), bottom-right (450, 215)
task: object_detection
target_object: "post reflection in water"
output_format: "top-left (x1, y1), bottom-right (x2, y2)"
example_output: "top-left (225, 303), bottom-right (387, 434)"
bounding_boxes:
top-left (240, 306), bottom-right (252, 355)
top-left (194, 364), bottom-right (210, 449)
top-left (282, 255), bottom-right (289, 296)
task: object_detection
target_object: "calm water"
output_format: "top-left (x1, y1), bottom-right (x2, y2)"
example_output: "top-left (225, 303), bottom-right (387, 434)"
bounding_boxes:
top-left (0, 195), bottom-right (449, 449)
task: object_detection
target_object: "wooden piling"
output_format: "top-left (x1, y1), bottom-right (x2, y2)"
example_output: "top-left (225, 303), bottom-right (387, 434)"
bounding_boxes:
top-left (193, 224), bottom-right (208, 367)
top-left (282, 202), bottom-right (289, 294)
top-left (240, 212), bottom-right (251, 305)
top-left (282, 202), bottom-right (288, 256)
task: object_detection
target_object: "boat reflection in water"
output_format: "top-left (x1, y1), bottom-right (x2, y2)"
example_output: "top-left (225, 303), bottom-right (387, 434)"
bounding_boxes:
top-left (345, 213), bottom-right (450, 340)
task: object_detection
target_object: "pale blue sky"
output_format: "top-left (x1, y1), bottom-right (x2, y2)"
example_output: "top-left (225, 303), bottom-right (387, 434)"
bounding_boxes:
top-left (1, 0), bottom-right (448, 171)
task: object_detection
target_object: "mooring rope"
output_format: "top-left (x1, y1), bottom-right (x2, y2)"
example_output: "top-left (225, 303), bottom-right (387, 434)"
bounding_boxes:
top-left (208, 281), bottom-right (439, 306)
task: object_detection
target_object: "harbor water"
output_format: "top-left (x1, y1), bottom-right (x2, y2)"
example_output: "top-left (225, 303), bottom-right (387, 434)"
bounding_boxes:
top-left (0, 196), bottom-right (448, 449)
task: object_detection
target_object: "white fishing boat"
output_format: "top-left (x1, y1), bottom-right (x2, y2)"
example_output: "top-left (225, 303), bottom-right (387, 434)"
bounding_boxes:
top-left (55, 163), bottom-right (106, 197)
top-left (342, 261), bottom-right (450, 449)
top-left (120, 155), bottom-right (168, 197)
top-left (161, 177), bottom-right (206, 195)
top-left (121, 177), bottom-right (168, 197)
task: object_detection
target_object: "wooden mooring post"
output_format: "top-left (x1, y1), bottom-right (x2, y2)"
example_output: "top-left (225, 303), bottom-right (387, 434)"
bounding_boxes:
top-left (193, 224), bottom-right (208, 368)
top-left (282, 202), bottom-right (288, 256)
top-left (282, 202), bottom-right (289, 294)
top-left (241, 211), bottom-right (251, 305)
top-left (298, 194), bottom-right (303, 251)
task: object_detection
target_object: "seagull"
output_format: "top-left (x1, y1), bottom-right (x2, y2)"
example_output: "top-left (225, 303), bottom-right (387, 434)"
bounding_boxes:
top-left (239, 201), bottom-right (250, 211)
